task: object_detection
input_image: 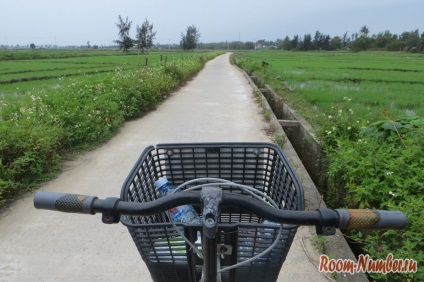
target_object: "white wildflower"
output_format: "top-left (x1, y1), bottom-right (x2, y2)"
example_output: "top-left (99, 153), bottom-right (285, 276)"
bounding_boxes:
top-left (389, 191), bottom-right (396, 197)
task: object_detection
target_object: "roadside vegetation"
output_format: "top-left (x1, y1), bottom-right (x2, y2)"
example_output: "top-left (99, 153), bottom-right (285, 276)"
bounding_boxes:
top-left (0, 50), bottom-right (222, 207)
top-left (0, 50), bottom-right (205, 90)
top-left (233, 51), bottom-right (423, 281)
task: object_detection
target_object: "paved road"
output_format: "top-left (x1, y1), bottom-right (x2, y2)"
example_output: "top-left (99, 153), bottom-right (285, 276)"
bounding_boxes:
top-left (0, 53), bottom-right (330, 281)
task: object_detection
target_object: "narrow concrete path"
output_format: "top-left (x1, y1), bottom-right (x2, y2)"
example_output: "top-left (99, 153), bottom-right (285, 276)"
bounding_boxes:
top-left (0, 53), bottom-right (329, 282)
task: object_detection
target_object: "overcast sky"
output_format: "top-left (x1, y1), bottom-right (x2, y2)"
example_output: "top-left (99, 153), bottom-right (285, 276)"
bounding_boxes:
top-left (1, 0), bottom-right (423, 46)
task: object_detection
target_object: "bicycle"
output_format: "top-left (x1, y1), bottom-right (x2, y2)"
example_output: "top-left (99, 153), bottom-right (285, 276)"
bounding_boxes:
top-left (34, 142), bottom-right (407, 282)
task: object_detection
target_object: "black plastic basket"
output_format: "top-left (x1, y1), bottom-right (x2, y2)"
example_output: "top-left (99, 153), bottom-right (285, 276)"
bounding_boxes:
top-left (120, 143), bottom-right (304, 282)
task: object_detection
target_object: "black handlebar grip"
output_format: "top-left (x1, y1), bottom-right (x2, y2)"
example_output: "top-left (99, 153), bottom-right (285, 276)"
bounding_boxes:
top-left (34, 192), bottom-right (98, 214)
top-left (336, 209), bottom-right (407, 230)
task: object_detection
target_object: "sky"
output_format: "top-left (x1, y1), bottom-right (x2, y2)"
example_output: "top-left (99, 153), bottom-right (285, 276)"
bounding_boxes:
top-left (1, 0), bottom-right (423, 47)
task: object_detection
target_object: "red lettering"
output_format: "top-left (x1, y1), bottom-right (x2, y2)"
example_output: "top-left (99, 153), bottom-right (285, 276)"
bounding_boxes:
top-left (368, 258), bottom-right (376, 272)
top-left (392, 260), bottom-right (399, 272)
top-left (343, 260), bottom-right (355, 274)
top-left (385, 253), bottom-right (393, 273)
top-left (319, 255), bottom-right (329, 272)
top-left (335, 260), bottom-right (343, 272)
top-left (357, 254), bottom-right (368, 272)
top-left (318, 253), bottom-right (417, 274)
top-left (374, 260), bottom-right (385, 273)
top-left (408, 260), bottom-right (417, 273)
top-left (329, 260), bottom-right (336, 272)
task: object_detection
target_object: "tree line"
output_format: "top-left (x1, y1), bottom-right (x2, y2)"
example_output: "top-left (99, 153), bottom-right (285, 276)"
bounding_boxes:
top-left (275, 26), bottom-right (424, 52)
top-left (158, 26), bottom-right (424, 53)
top-left (18, 23), bottom-right (423, 52)
top-left (114, 15), bottom-right (200, 52)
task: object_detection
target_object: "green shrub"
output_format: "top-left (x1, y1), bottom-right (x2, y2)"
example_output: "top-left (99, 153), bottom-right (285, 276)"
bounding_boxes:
top-left (0, 119), bottom-right (62, 204)
top-left (321, 99), bottom-right (424, 281)
top-left (0, 53), bottom-right (219, 205)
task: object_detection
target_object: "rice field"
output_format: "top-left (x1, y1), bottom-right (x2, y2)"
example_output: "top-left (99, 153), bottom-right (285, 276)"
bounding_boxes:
top-left (235, 51), bottom-right (424, 119)
top-left (0, 49), bottom-right (202, 96)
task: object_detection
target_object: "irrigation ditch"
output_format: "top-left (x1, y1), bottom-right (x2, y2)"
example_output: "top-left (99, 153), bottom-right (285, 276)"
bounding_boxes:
top-left (245, 72), bottom-right (329, 207)
top-left (237, 66), bottom-right (369, 282)
top-left (259, 85), bottom-right (327, 190)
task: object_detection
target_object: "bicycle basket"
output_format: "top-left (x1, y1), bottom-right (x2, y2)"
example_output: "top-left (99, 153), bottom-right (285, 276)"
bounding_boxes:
top-left (120, 142), bottom-right (304, 282)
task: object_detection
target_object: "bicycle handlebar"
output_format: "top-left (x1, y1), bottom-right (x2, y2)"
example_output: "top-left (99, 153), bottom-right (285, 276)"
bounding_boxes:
top-left (34, 192), bottom-right (98, 214)
top-left (34, 191), bottom-right (407, 231)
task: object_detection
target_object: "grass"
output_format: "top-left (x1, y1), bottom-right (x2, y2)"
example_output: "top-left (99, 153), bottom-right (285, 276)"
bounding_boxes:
top-left (0, 49), bottom-right (209, 96)
top-left (0, 49), bottom-right (222, 206)
top-left (234, 51), bottom-right (424, 126)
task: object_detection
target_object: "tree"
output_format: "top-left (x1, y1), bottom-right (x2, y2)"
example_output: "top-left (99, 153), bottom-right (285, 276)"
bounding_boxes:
top-left (30, 43), bottom-right (36, 50)
top-left (290, 35), bottom-right (299, 50)
top-left (302, 34), bottom-right (312, 51)
top-left (114, 15), bottom-right (134, 52)
top-left (321, 35), bottom-right (331, 50)
top-left (360, 25), bottom-right (369, 37)
top-left (245, 42), bottom-right (255, 50)
top-left (313, 31), bottom-right (323, 50)
top-left (373, 31), bottom-right (395, 49)
top-left (350, 26), bottom-right (373, 51)
top-left (420, 32), bottom-right (424, 52)
top-left (180, 25), bottom-right (200, 50)
top-left (342, 32), bottom-right (350, 48)
top-left (279, 36), bottom-right (291, 50)
top-left (136, 19), bottom-right (157, 53)
top-left (399, 30), bottom-right (420, 51)
top-left (330, 36), bottom-right (342, 50)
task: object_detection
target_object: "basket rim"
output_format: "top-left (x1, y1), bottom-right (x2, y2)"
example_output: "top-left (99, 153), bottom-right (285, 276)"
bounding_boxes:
top-left (119, 142), bottom-right (305, 227)
top-left (120, 218), bottom-right (300, 229)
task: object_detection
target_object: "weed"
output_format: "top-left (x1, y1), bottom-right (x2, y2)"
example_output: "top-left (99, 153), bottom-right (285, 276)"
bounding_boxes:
top-left (263, 110), bottom-right (271, 121)
top-left (312, 235), bottom-right (328, 253)
top-left (272, 133), bottom-right (286, 148)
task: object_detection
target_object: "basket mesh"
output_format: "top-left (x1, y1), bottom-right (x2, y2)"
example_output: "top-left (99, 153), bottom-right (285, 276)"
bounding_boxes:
top-left (120, 143), bottom-right (304, 282)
